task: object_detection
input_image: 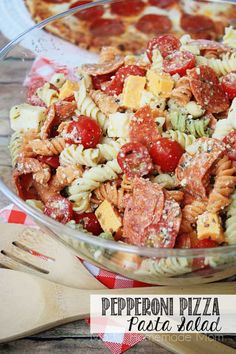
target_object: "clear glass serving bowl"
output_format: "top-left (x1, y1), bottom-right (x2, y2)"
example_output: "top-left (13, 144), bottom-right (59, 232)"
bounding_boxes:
top-left (1, 0), bottom-right (236, 286)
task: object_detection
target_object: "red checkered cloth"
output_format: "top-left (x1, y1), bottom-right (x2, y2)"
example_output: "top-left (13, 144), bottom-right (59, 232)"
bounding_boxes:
top-left (0, 204), bottom-right (146, 353)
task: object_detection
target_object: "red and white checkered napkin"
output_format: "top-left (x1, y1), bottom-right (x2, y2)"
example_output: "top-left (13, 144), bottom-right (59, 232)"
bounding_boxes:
top-left (0, 204), bottom-right (148, 353)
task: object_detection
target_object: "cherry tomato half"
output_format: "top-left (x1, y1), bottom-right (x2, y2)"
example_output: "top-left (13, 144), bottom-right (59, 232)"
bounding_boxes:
top-left (38, 156), bottom-right (60, 169)
top-left (70, 0), bottom-right (104, 21)
top-left (149, 138), bottom-right (184, 173)
top-left (65, 116), bottom-right (102, 148)
top-left (147, 34), bottom-right (181, 61)
top-left (221, 71), bottom-right (236, 99)
top-left (163, 50), bottom-right (196, 76)
top-left (92, 72), bottom-right (114, 90)
top-left (223, 131), bottom-right (236, 161)
top-left (44, 196), bottom-right (74, 224)
top-left (74, 212), bottom-right (102, 235)
top-left (105, 65), bottom-right (146, 96)
top-left (117, 142), bottom-right (153, 178)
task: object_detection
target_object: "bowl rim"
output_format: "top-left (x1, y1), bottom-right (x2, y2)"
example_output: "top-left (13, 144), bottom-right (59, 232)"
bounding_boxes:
top-left (0, 0), bottom-right (236, 258)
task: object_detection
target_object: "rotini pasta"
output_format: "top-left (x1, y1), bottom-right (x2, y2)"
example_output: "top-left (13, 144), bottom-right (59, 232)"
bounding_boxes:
top-left (9, 131), bottom-right (23, 167)
top-left (89, 90), bottom-right (119, 116)
top-left (75, 77), bottom-right (108, 132)
top-left (60, 144), bottom-right (100, 167)
top-left (152, 174), bottom-right (177, 189)
top-left (171, 77), bottom-right (192, 106)
top-left (170, 111), bottom-right (210, 137)
top-left (68, 159), bottom-right (122, 211)
top-left (163, 130), bottom-right (196, 149)
top-left (25, 137), bottom-right (66, 156)
top-left (197, 53), bottom-right (236, 76)
top-left (137, 257), bottom-right (192, 277)
top-left (92, 181), bottom-right (128, 211)
top-left (207, 156), bottom-right (236, 213)
top-left (180, 200), bottom-right (207, 233)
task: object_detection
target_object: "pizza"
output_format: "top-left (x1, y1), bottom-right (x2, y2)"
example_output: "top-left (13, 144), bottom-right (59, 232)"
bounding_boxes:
top-left (25, 0), bottom-right (236, 54)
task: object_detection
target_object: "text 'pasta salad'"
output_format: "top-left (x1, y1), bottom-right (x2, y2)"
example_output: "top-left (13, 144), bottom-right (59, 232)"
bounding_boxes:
top-left (9, 28), bottom-right (236, 252)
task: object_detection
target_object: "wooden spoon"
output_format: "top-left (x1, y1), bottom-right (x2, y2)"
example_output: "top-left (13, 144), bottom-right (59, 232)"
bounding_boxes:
top-left (0, 268), bottom-right (236, 354)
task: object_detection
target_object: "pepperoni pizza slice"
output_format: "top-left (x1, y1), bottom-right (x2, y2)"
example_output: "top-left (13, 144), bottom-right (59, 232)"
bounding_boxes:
top-left (25, 0), bottom-right (236, 53)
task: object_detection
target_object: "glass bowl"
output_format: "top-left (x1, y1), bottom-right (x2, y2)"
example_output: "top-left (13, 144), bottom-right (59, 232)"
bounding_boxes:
top-left (1, 0), bottom-right (236, 286)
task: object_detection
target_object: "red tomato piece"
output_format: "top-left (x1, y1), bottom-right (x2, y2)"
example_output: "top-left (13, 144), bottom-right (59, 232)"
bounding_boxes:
top-left (90, 18), bottom-right (125, 37)
top-left (175, 233), bottom-right (191, 248)
top-left (222, 71), bottom-right (236, 99)
top-left (37, 156), bottom-right (60, 169)
top-left (163, 50), bottom-right (195, 76)
top-left (74, 212), bottom-right (102, 235)
top-left (110, 0), bottom-right (145, 16)
top-left (149, 138), bottom-right (184, 173)
top-left (129, 106), bottom-right (160, 148)
top-left (187, 65), bottom-right (230, 113)
top-left (147, 34), bottom-right (181, 61)
top-left (117, 142), bottom-right (153, 178)
top-left (194, 239), bottom-right (218, 248)
top-left (44, 196), bottom-right (73, 224)
top-left (105, 65), bottom-right (146, 96)
top-left (223, 131), bottom-right (236, 161)
top-left (136, 14), bottom-right (172, 35)
top-left (27, 78), bottom-right (46, 107)
top-left (13, 173), bottom-right (37, 201)
top-left (70, 0), bottom-right (104, 21)
top-left (149, 0), bottom-right (178, 7)
top-left (92, 72), bottom-right (114, 90)
top-left (65, 116), bottom-right (102, 148)
top-left (180, 14), bottom-right (215, 39)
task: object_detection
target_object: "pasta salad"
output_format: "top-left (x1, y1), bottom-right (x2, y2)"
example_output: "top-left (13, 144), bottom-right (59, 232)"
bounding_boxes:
top-left (9, 28), bottom-right (236, 253)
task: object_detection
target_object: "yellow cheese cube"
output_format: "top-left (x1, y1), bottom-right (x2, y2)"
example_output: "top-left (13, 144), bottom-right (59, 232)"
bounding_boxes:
top-left (123, 75), bottom-right (146, 110)
top-left (197, 212), bottom-right (224, 243)
top-left (59, 80), bottom-right (80, 100)
top-left (95, 200), bottom-right (122, 234)
top-left (147, 70), bottom-right (174, 98)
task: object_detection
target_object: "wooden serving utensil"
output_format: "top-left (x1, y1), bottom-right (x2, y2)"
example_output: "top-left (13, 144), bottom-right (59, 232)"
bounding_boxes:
top-left (0, 224), bottom-right (235, 353)
top-left (0, 268), bottom-right (236, 354)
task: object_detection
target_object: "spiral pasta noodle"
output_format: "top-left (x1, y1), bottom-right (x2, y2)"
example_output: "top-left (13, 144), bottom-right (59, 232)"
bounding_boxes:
top-left (97, 137), bottom-right (127, 162)
top-left (137, 257), bottom-right (192, 277)
top-left (197, 53), bottom-right (236, 76)
top-left (92, 181), bottom-right (128, 211)
top-left (207, 156), bottom-right (236, 213)
top-left (171, 77), bottom-right (192, 106)
top-left (121, 174), bottom-right (134, 192)
top-left (26, 137), bottom-right (66, 156)
top-left (9, 131), bottom-right (23, 167)
top-left (163, 130), bottom-right (196, 149)
top-left (60, 144), bottom-right (100, 167)
top-left (75, 77), bottom-right (108, 132)
top-left (225, 190), bottom-right (236, 245)
top-left (152, 174), bottom-right (177, 189)
top-left (170, 111), bottom-right (210, 138)
top-left (68, 159), bottom-right (122, 211)
top-left (180, 200), bottom-right (207, 233)
top-left (164, 190), bottom-right (184, 203)
top-left (89, 90), bottom-right (119, 116)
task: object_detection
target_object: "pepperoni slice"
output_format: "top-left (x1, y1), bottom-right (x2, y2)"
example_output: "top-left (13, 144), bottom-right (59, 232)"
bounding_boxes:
top-left (123, 178), bottom-right (165, 246)
top-left (149, 0), bottom-right (178, 8)
top-left (187, 65), bottom-right (229, 113)
top-left (105, 65), bottom-right (146, 96)
top-left (176, 138), bottom-right (226, 198)
top-left (147, 34), bottom-right (181, 61)
top-left (181, 14), bottom-right (215, 39)
top-left (135, 14), bottom-right (172, 35)
top-left (189, 39), bottom-right (231, 52)
top-left (223, 131), bottom-right (236, 161)
top-left (145, 200), bottom-right (181, 248)
top-left (163, 50), bottom-right (195, 76)
top-left (27, 78), bottom-right (46, 107)
top-left (117, 142), bottom-right (153, 178)
top-left (70, 1), bottom-right (104, 21)
top-left (129, 106), bottom-right (160, 148)
top-left (92, 73), bottom-right (114, 90)
top-left (110, 0), bottom-right (145, 16)
top-left (90, 18), bottom-right (125, 37)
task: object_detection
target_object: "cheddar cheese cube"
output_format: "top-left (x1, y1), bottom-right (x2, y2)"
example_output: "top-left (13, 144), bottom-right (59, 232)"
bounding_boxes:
top-left (123, 75), bottom-right (146, 110)
top-left (197, 212), bottom-right (224, 243)
top-left (147, 70), bottom-right (174, 98)
top-left (59, 80), bottom-right (80, 100)
top-left (95, 200), bottom-right (122, 234)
